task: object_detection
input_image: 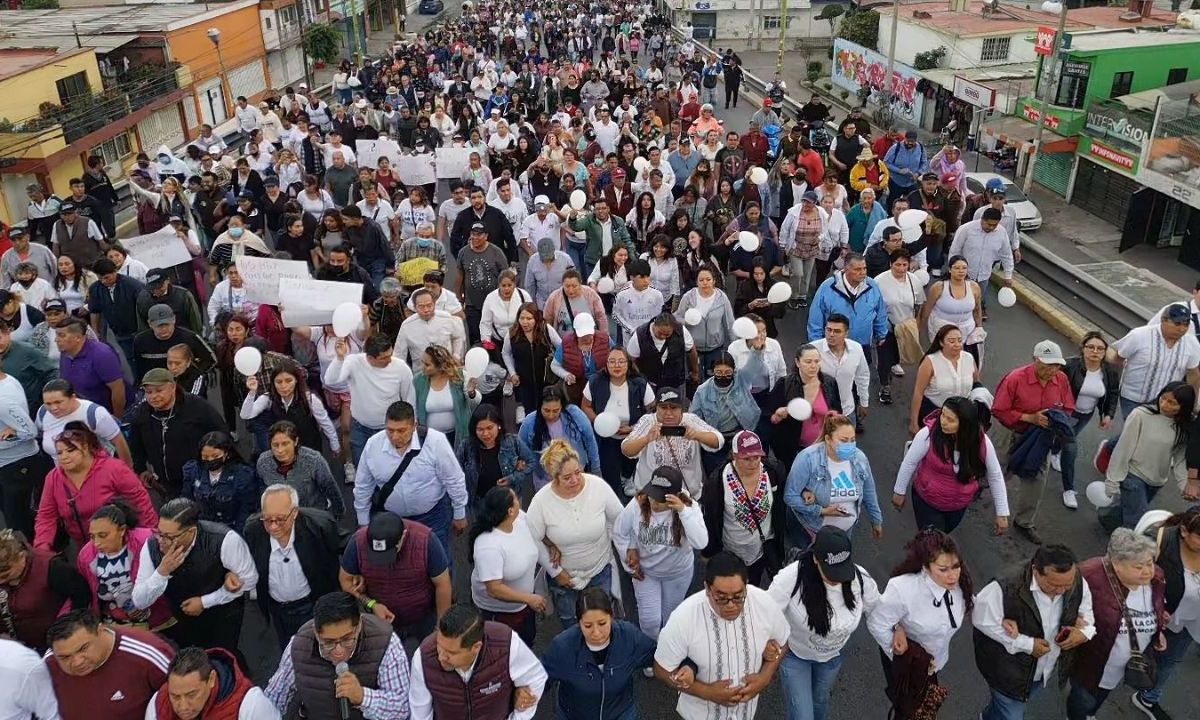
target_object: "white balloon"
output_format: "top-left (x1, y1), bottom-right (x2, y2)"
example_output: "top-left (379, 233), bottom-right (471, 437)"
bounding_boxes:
top-left (901, 223), bottom-right (923, 244)
top-left (593, 412), bottom-right (621, 438)
top-left (464, 347), bottom-right (490, 378)
top-left (787, 397), bottom-right (813, 421)
top-left (767, 283), bottom-right (792, 304)
top-left (331, 302), bottom-right (361, 338)
top-left (569, 189), bottom-right (587, 210)
top-left (733, 316), bottom-right (758, 340)
top-left (748, 166), bottom-right (768, 185)
top-left (684, 308), bottom-right (703, 326)
top-left (633, 156), bottom-right (650, 173)
top-left (596, 276), bottom-right (616, 294)
top-left (912, 268), bottom-right (930, 286)
top-left (1085, 481), bottom-right (1115, 508)
top-left (997, 287), bottom-right (1018, 308)
top-left (737, 231), bottom-right (760, 252)
top-left (233, 346), bottom-right (262, 377)
top-left (1134, 509), bottom-right (1174, 536)
top-left (897, 208), bottom-right (928, 229)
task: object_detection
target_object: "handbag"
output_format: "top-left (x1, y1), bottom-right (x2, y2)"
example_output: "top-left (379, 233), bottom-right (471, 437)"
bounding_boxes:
top-left (1103, 559), bottom-right (1157, 690)
top-left (370, 428), bottom-right (428, 515)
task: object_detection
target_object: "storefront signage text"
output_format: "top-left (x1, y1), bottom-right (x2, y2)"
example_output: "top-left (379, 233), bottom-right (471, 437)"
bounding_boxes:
top-left (1035, 26), bottom-right (1055, 56)
top-left (1089, 140), bottom-right (1136, 171)
top-left (1085, 102), bottom-right (1151, 152)
top-left (1022, 103), bottom-right (1060, 130)
top-left (1062, 61), bottom-right (1091, 78)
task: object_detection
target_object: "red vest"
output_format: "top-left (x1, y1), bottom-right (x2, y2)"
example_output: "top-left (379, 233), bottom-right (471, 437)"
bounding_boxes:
top-left (560, 331), bottom-right (610, 399)
top-left (9, 548), bottom-right (66, 649)
top-left (354, 522), bottom-right (434, 630)
top-left (912, 413), bottom-right (986, 512)
top-left (419, 622), bottom-right (514, 720)
top-left (153, 648), bottom-right (252, 720)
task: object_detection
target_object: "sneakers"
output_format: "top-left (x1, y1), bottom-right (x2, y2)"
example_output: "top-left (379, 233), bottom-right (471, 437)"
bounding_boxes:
top-left (1063, 490), bottom-right (1078, 510)
top-left (890, 364), bottom-right (905, 377)
top-left (1050, 451), bottom-right (1061, 472)
top-left (798, 296), bottom-right (809, 308)
top-left (343, 462), bottom-right (356, 484)
top-left (1131, 692), bottom-right (1172, 720)
top-left (787, 299), bottom-right (801, 311)
top-left (1014, 523), bottom-right (1044, 545)
top-left (878, 386), bottom-right (893, 405)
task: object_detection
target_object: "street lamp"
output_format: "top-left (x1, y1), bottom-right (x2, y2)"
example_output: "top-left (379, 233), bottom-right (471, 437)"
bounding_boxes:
top-left (207, 27), bottom-right (233, 119)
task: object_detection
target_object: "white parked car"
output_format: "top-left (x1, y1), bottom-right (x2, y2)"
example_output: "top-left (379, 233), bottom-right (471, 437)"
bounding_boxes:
top-left (966, 172), bottom-right (1043, 231)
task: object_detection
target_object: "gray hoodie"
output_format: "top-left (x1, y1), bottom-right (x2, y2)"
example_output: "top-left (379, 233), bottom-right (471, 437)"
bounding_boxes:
top-left (675, 288), bottom-right (734, 352)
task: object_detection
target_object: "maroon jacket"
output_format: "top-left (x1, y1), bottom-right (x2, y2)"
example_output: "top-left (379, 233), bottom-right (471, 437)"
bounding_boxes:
top-left (1070, 557), bottom-right (1166, 693)
top-left (354, 521), bottom-right (435, 630)
top-left (418, 622), bottom-right (514, 720)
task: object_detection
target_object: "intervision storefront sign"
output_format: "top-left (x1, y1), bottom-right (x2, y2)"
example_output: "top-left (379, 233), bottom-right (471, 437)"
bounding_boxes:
top-left (1083, 99), bottom-right (1153, 157)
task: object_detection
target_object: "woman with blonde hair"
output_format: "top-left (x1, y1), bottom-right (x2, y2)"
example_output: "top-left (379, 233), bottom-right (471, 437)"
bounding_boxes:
top-left (414, 344), bottom-right (481, 446)
top-left (525, 438), bottom-right (624, 627)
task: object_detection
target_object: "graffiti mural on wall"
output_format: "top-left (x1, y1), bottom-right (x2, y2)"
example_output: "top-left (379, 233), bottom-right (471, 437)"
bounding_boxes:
top-left (831, 38), bottom-right (926, 123)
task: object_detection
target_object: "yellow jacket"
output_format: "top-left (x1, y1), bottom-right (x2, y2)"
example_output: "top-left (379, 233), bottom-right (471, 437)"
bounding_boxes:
top-left (850, 160), bottom-right (890, 192)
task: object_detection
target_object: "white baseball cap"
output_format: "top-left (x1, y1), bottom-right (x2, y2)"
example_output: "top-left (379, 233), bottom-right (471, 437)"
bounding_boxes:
top-left (573, 313), bottom-right (596, 337)
top-left (1033, 340), bottom-right (1065, 365)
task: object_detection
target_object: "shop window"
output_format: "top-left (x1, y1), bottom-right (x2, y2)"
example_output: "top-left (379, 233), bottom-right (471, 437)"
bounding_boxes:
top-left (92, 132), bottom-right (132, 167)
top-left (1110, 71), bottom-right (1134, 99)
top-left (762, 15), bottom-right (790, 29)
top-left (1054, 73), bottom-right (1088, 109)
top-left (55, 72), bottom-right (90, 106)
top-left (1167, 67), bottom-right (1188, 86)
top-left (980, 37), bottom-right (1010, 62)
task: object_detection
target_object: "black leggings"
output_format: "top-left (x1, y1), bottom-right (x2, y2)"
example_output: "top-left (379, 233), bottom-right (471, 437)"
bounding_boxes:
top-left (910, 486), bottom-right (967, 534)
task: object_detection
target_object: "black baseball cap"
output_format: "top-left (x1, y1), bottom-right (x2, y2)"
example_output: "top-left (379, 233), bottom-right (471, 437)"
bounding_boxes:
top-left (656, 386), bottom-right (688, 408)
top-left (644, 466), bottom-right (684, 502)
top-left (812, 526), bottom-right (855, 583)
top-left (366, 512), bottom-right (404, 566)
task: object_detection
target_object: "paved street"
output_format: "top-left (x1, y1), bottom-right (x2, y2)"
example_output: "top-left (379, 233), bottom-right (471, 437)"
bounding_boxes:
top-left (251, 7), bottom-right (1200, 719)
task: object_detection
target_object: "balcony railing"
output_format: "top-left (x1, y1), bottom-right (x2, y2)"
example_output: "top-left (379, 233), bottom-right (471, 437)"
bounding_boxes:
top-left (33, 64), bottom-right (182, 144)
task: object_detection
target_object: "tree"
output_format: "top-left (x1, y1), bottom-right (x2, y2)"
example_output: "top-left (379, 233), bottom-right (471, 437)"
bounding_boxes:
top-left (837, 9), bottom-right (879, 50)
top-left (21, 0), bottom-right (60, 8)
top-left (818, 4), bottom-right (846, 36)
top-left (303, 23), bottom-right (342, 65)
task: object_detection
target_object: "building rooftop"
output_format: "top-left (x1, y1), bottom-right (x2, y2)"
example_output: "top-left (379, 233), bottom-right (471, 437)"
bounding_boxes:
top-left (0, 0), bottom-right (258, 36)
top-left (0, 46), bottom-right (90, 83)
top-left (878, 0), bottom-right (1176, 37)
top-left (1064, 28), bottom-right (1200, 52)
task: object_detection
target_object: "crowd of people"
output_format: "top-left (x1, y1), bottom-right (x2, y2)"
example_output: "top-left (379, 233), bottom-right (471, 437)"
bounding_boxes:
top-left (0, 0), bottom-right (1198, 719)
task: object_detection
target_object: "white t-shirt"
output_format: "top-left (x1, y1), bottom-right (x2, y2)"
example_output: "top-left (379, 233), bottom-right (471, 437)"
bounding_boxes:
top-left (823, 458), bottom-right (859, 531)
top-left (309, 328), bottom-right (363, 394)
top-left (37, 400), bottom-right (122, 462)
top-left (424, 383), bottom-right (457, 434)
top-left (471, 512), bottom-right (541, 613)
top-left (766, 561), bottom-right (880, 662)
top-left (654, 587), bottom-right (790, 720)
top-left (1113, 325), bottom-right (1200, 403)
top-left (583, 380), bottom-right (655, 424)
top-left (1166, 564), bottom-right (1200, 642)
top-left (1074, 368), bottom-right (1106, 415)
top-left (1100, 584), bottom-right (1158, 689)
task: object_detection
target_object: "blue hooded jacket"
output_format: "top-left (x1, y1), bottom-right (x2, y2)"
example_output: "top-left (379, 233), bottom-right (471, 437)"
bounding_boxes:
top-left (806, 270), bottom-right (891, 347)
top-left (541, 619), bottom-right (656, 720)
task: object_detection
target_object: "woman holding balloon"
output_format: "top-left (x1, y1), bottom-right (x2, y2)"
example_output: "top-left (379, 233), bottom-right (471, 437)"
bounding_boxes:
top-left (674, 266), bottom-right (735, 381)
top-left (734, 257), bottom-right (789, 339)
top-left (415, 344), bottom-right (482, 447)
top-left (582, 348), bottom-right (656, 498)
top-left (769, 344), bottom-right (844, 473)
top-left (728, 313), bottom-right (788, 441)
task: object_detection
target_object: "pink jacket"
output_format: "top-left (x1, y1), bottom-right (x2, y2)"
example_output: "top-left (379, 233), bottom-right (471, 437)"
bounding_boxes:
top-left (34, 452), bottom-right (159, 550)
top-left (76, 526), bottom-right (174, 628)
top-left (543, 286), bottom-right (608, 336)
top-left (913, 413), bottom-right (987, 512)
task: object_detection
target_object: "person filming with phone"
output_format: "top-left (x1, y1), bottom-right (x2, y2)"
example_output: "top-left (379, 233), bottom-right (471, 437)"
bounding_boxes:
top-left (621, 386), bottom-right (723, 499)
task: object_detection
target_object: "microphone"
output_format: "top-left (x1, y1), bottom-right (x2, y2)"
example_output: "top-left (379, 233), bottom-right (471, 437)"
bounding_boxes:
top-left (335, 661), bottom-right (351, 720)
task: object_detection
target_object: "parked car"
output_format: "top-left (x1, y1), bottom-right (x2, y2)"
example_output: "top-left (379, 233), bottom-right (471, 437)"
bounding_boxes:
top-left (966, 172), bottom-right (1043, 231)
top-left (418, 0), bottom-right (444, 13)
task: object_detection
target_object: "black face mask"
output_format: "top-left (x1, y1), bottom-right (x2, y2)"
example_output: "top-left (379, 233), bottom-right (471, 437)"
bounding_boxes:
top-left (203, 457), bottom-right (226, 471)
top-left (714, 375), bottom-right (734, 388)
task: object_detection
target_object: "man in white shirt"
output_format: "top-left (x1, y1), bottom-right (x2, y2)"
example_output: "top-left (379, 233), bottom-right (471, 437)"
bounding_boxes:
top-left (357, 185), bottom-right (396, 242)
top-left (233, 96), bottom-right (263, 134)
top-left (395, 288), bottom-right (467, 367)
top-left (0, 637), bottom-right (60, 720)
top-left (592, 107), bottom-right (621, 154)
top-left (146, 646), bottom-right (279, 720)
top-left (972, 181), bottom-right (1022, 259)
top-left (810, 313), bottom-right (870, 424)
top-left (653, 551), bottom-right (789, 720)
top-left (1147, 280), bottom-right (1200, 340)
top-left (319, 130), bottom-right (357, 167)
top-left (1112, 303), bottom-right (1200, 415)
top-left (323, 334), bottom-right (417, 466)
top-left (972, 544), bottom-right (1096, 720)
top-left (437, 182), bottom-right (471, 244)
top-left (408, 604), bottom-right (546, 720)
top-left (488, 179), bottom-right (528, 250)
top-left (613, 260), bottom-right (664, 340)
top-left (642, 146), bottom-right (676, 189)
top-left (518, 196), bottom-right (562, 259)
top-left (631, 169), bottom-right (674, 219)
top-left (279, 87), bottom-right (308, 115)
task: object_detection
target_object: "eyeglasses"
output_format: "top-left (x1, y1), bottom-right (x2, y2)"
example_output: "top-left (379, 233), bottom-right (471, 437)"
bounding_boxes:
top-left (261, 510), bottom-right (297, 527)
top-left (316, 632), bottom-right (360, 654)
top-left (1083, 344), bottom-right (1107, 352)
top-left (155, 528), bottom-right (193, 543)
top-left (709, 591), bottom-right (746, 607)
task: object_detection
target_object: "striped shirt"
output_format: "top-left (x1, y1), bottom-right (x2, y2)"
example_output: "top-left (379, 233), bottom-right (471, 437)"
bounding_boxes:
top-left (265, 633), bottom-right (411, 720)
top-left (45, 626), bottom-right (172, 720)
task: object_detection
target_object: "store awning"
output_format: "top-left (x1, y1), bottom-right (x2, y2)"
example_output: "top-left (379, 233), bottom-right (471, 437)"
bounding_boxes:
top-left (919, 63), bottom-right (1037, 89)
top-left (1042, 137), bottom-right (1079, 154)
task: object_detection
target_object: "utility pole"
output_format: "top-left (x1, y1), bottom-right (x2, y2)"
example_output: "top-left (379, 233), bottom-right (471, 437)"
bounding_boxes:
top-left (349, 0), bottom-right (363, 64)
top-left (775, 0), bottom-right (787, 75)
top-left (1024, 0), bottom-right (1068, 194)
top-left (206, 28), bottom-right (233, 119)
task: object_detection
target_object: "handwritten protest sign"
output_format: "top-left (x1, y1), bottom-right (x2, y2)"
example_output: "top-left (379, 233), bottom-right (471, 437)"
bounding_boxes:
top-left (356, 139), bottom-right (402, 170)
top-left (397, 153), bottom-right (437, 186)
top-left (278, 277), bottom-right (364, 327)
top-left (122, 228), bottom-right (192, 269)
top-left (435, 147), bottom-right (472, 179)
top-left (235, 256), bottom-right (310, 305)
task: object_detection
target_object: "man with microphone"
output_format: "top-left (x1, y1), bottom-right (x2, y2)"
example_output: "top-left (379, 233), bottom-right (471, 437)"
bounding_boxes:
top-left (265, 591), bottom-right (410, 720)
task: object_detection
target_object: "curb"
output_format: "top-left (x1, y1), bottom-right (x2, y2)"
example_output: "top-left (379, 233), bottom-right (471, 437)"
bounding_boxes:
top-left (991, 270), bottom-right (1091, 345)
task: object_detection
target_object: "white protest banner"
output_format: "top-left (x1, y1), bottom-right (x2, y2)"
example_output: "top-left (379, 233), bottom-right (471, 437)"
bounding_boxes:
top-left (122, 228), bottom-right (192, 269)
top-left (235, 255), bottom-right (311, 305)
top-left (397, 152), bottom-right (437, 186)
top-left (278, 277), bottom-right (364, 327)
top-left (435, 147), bottom-right (472, 179)
top-left (356, 139), bottom-right (402, 170)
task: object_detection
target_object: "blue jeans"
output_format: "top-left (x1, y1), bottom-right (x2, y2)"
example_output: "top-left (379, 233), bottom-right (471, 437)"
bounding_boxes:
top-left (1140, 627), bottom-right (1195, 705)
top-left (405, 494), bottom-right (454, 572)
top-left (1120, 396), bottom-right (1141, 418)
top-left (350, 418), bottom-right (381, 466)
top-left (1066, 682), bottom-right (1109, 720)
top-left (566, 243), bottom-right (587, 277)
top-left (366, 257), bottom-right (386, 288)
top-left (548, 563), bottom-right (612, 627)
top-left (1121, 473), bottom-right (1160, 528)
top-left (982, 680), bottom-right (1043, 720)
top-left (778, 650), bottom-right (845, 720)
top-left (1058, 409), bottom-right (1094, 493)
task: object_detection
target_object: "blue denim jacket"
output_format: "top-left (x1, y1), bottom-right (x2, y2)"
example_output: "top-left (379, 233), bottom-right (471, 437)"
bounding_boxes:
top-left (784, 442), bottom-right (883, 534)
top-left (690, 374), bottom-right (761, 433)
top-left (455, 433), bottom-right (539, 496)
top-left (519, 405), bottom-right (602, 486)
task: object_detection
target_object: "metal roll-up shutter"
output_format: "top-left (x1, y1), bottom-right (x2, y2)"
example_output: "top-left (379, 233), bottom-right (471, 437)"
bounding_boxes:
top-left (1032, 149), bottom-right (1071, 197)
top-left (1071, 158), bottom-right (1138, 229)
